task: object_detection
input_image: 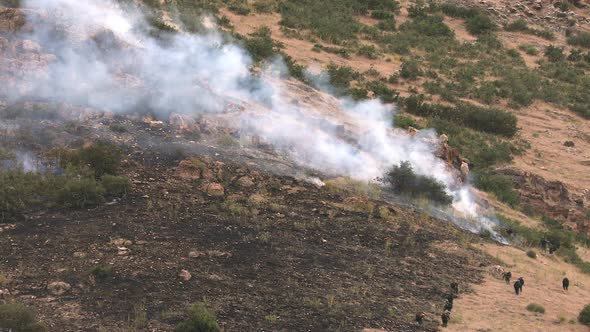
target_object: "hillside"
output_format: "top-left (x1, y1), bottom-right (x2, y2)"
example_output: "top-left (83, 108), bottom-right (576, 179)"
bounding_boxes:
top-left (0, 0), bottom-right (589, 331)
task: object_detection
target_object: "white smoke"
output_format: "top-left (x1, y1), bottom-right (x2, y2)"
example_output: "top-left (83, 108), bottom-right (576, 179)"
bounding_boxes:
top-left (5, 0), bottom-right (497, 233)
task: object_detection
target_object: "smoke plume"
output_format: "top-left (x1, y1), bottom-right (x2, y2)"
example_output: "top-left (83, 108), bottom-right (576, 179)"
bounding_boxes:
top-left (3, 0), bottom-right (499, 235)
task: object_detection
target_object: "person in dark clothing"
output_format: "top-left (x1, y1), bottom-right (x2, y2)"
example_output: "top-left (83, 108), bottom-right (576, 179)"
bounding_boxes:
top-left (540, 239), bottom-right (548, 252)
top-left (503, 271), bottom-right (512, 284)
top-left (518, 277), bottom-right (525, 288)
top-left (444, 299), bottom-right (453, 312)
top-left (563, 277), bottom-right (570, 291)
top-left (514, 280), bottom-right (523, 295)
top-left (441, 310), bottom-right (451, 328)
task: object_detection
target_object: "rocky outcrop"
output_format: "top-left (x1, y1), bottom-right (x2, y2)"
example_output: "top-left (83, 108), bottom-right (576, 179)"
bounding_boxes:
top-left (497, 167), bottom-right (589, 234)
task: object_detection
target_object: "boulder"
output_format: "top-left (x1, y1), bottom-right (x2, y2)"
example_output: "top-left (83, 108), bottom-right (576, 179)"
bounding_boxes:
top-left (47, 281), bottom-right (71, 295)
top-left (237, 176), bottom-right (255, 188)
top-left (202, 182), bottom-right (225, 197)
top-left (178, 269), bottom-right (192, 281)
top-left (176, 159), bottom-right (204, 180)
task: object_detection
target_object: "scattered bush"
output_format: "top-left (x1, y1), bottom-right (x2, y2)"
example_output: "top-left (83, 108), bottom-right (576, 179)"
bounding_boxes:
top-left (564, 140), bottom-right (575, 147)
top-left (109, 123), bottom-right (127, 133)
top-left (371, 10), bottom-right (394, 20)
top-left (545, 45), bottom-right (565, 62)
top-left (505, 19), bottom-right (528, 32)
top-left (58, 178), bottom-right (105, 208)
top-left (474, 171), bottom-right (519, 207)
top-left (403, 95), bottom-right (518, 137)
top-left (393, 114), bottom-right (420, 129)
top-left (466, 14), bottom-right (496, 35)
top-left (526, 303), bottom-right (545, 314)
top-left (567, 31), bottom-right (590, 48)
top-left (279, 0), bottom-right (362, 43)
top-left (380, 161), bottom-right (453, 205)
top-left (101, 175), bottom-right (130, 198)
top-left (400, 59), bottom-right (423, 80)
top-left (252, 1), bottom-right (275, 13)
top-left (527, 250), bottom-right (537, 259)
top-left (519, 44), bottom-right (539, 56)
top-left (440, 4), bottom-right (479, 19)
top-left (91, 265), bottom-right (112, 281)
top-left (401, 14), bottom-right (454, 37)
top-left (357, 44), bottom-right (378, 59)
top-left (228, 2), bottom-right (250, 15)
top-left (244, 26), bottom-right (283, 62)
top-left (175, 302), bottom-right (221, 332)
top-left (505, 19), bottom-right (554, 40)
top-left (579, 304), bottom-right (590, 326)
top-left (0, 302), bottom-right (46, 332)
top-left (326, 64), bottom-right (360, 92)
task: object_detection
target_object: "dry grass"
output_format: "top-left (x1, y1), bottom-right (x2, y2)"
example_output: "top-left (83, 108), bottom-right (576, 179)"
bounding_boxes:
top-left (449, 243), bottom-right (590, 331)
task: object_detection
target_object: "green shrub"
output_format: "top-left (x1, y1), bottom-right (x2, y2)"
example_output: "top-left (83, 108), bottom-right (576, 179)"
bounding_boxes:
top-left (244, 26), bottom-right (283, 62)
top-left (101, 175), bottom-right (130, 198)
top-left (366, 81), bottom-right (399, 103)
top-left (326, 64), bottom-right (360, 92)
top-left (109, 123), bottom-right (127, 133)
top-left (380, 161), bottom-right (452, 205)
top-left (175, 302), bottom-right (221, 332)
top-left (526, 303), bottom-right (545, 314)
top-left (466, 14), bottom-right (496, 35)
top-left (579, 304), bottom-right (590, 326)
top-left (519, 44), bottom-right (538, 56)
top-left (91, 266), bottom-right (112, 281)
top-left (371, 10), bottom-right (394, 20)
top-left (377, 17), bottom-right (397, 31)
top-left (545, 45), bottom-right (565, 62)
top-left (403, 95), bottom-right (518, 137)
top-left (52, 141), bottom-right (122, 179)
top-left (474, 171), bottom-right (519, 207)
top-left (0, 302), bottom-right (46, 332)
top-left (357, 44), bottom-right (378, 59)
top-left (252, 1), bottom-right (275, 13)
top-left (228, 2), bottom-right (250, 15)
top-left (400, 59), bottom-right (422, 80)
top-left (0, 170), bottom-right (47, 222)
top-left (279, 0), bottom-right (362, 43)
top-left (527, 250), bottom-right (537, 259)
top-left (400, 14), bottom-right (454, 37)
top-left (567, 31), bottom-right (590, 48)
top-left (58, 178), bottom-right (105, 208)
top-left (393, 114), bottom-right (420, 129)
top-left (505, 19), bottom-right (528, 32)
top-left (440, 4), bottom-right (479, 18)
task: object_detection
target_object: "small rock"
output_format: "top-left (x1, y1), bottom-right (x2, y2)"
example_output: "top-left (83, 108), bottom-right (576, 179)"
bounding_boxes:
top-left (188, 250), bottom-right (202, 258)
top-left (237, 176), bottom-right (255, 188)
top-left (178, 269), bottom-right (192, 281)
top-left (202, 182), bottom-right (225, 197)
top-left (47, 281), bottom-right (71, 296)
top-left (117, 247), bottom-right (129, 255)
top-left (111, 238), bottom-right (133, 246)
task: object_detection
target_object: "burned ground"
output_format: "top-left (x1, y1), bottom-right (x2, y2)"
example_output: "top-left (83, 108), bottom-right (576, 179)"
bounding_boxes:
top-left (0, 116), bottom-right (492, 331)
